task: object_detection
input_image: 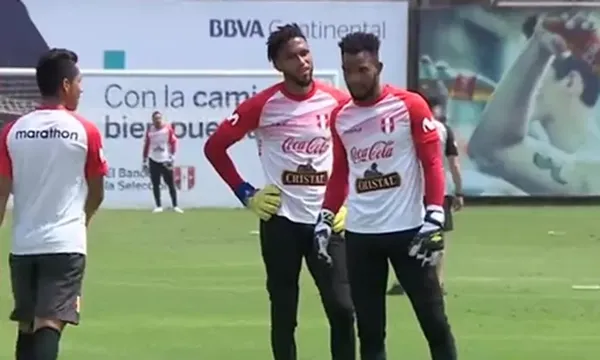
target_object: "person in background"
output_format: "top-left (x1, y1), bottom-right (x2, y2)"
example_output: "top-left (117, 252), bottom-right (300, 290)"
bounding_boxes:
top-left (142, 111), bottom-right (183, 213)
top-left (388, 95), bottom-right (464, 296)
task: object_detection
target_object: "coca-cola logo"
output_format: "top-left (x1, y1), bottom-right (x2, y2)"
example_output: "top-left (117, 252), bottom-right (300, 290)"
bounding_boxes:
top-left (281, 136), bottom-right (330, 155)
top-left (350, 140), bottom-right (394, 164)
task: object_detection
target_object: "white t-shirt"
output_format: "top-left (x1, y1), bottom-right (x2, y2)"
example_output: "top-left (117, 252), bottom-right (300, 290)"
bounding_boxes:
top-left (143, 124), bottom-right (177, 163)
top-left (205, 81), bottom-right (349, 224)
top-left (0, 105), bottom-right (108, 255)
top-left (324, 85), bottom-right (445, 234)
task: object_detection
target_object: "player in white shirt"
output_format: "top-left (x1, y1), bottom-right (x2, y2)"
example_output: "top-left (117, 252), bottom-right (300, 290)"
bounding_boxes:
top-left (388, 96), bottom-right (464, 296)
top-left (314, 33), bottom-right (457, 360)
top-left (0, 49), bottom-right (107, 360)
top-left (205, 24), bottom-right (355, 360)
top-left (142, 111), bottom-right (183, 213)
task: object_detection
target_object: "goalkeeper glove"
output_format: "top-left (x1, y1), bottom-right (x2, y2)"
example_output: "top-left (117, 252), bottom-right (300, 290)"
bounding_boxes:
top-left (332, 206), bottom-right (347, 234)
top-left (314, 209), bottom-right (335, 266)
top-left (234, 182), bottom-right (281, 221)
top-left (408, 206), bottom-right (445, 267)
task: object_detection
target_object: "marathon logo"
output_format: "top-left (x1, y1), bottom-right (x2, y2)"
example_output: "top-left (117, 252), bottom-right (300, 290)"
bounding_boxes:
top-left (281, 162), bottom-right (328, 186)
top-left (15, 128), bottom-right (78, 141)
top-left (355, 163), bottom-right (401, 194)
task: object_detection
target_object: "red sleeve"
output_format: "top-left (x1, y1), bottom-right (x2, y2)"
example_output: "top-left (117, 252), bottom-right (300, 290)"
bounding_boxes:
top-left (203, 96), bottom-right (263, 190)
top-left (322, 105), bottom-right (349, 213)
top-left (72, 113), bottom-right (108, 178)
top-left (168, 125), bottom-right (177, 155)
top-left (0, 121), bottom-right (15, 179)
top-left (405, 92), bottom-right (445, 207)
top-left (142, 130), bottom-right (150, 159)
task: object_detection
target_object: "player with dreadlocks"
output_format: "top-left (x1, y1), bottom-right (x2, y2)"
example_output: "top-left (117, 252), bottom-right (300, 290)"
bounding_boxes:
top-left (204, 24), bottom-right (356, 360)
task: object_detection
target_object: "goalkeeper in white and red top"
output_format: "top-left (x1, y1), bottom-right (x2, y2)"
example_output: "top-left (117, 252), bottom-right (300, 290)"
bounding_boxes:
top-left (142, 111), bottom-right (182, 213)
top-left (313, 33), bottom-right (457, 360)
top-left (204, 24), bottom-right (355, 360)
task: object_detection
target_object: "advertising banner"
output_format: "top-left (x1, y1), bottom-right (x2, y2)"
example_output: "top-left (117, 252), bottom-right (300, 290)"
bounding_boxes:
top-left (77, 70), bottom-right (338, 208)
top-left (1, 0), bottom-right (410, 208)
top-left (5, 0), bottom-right (409, 87)
top-left (419, 8), bottom-right (600, 196)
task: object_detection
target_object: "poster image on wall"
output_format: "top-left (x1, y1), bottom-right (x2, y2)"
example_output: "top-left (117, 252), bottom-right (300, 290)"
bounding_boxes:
top-left (419, 7), bottom-right (600, 197)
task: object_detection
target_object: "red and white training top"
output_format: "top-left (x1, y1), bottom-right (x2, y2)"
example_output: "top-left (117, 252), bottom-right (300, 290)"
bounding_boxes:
top-left (143, 124), bottom-right (177, 163)
top-left (205, 81), bottom-right (349, 224)
top-left (322, 85), bottom-right (445, 234)
top-left (0, 105), bottom-right (108, 255)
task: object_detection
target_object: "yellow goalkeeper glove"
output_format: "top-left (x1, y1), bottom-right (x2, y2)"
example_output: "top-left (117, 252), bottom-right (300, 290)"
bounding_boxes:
top-left (246, 184), bottom-right (282, 221)
top-left (332, 205), bottom-right (347, 233)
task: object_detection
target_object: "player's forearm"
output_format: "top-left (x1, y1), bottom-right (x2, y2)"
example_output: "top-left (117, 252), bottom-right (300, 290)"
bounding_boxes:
top-left (0, 194), bottom-right (8, 227)
top-left (204, 133), bottom-right (244, 190)
top-left (448, 157), bottom-right (463, 194)
top-left (416, 140), bottom-right (445, 207)
top-left (322, 178), bottom-right (347, 214)
top-left (470, 39), bottom-right (552, 153)
top-left (84, 189), bottom-right (104, 226)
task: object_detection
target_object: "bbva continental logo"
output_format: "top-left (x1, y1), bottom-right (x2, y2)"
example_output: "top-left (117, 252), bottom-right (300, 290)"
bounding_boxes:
top-left (209, 19), bottom-right (266, 38)
top-left (173, 166), bottom-right (196, 191)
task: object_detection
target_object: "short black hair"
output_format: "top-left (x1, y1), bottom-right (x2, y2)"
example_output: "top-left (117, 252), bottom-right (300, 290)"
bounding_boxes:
top-left (35, 48), bottom-right (79, 97)
top-left (267, 23), bottom-right (306, 62)
top-left (338, 32), bottom-right (380, 56)
top-left (552, 55), bottom-right (600, 107)
top-left (152, 110), bottom-right (161, 118)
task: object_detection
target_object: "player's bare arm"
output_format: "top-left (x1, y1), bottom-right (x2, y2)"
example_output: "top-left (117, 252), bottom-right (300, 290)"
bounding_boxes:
top-left (82, 119), bottom-right (108, 226)
top-left (468, 16), bottom-right (555, 159)
top-left (0, 121), bottom-right (13, 227)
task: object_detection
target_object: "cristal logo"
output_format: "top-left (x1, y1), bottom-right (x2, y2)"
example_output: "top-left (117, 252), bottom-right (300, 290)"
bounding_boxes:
top-left (281, 136), bottom-right (330, 155)
top-left (350, 140), bottom-right (394, 164)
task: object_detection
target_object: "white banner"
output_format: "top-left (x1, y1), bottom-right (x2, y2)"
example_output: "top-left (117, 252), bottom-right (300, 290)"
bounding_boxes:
top-left (78, 70), bottom-right (339, 208)
top-left (15, 0), bottom-right (409, 87)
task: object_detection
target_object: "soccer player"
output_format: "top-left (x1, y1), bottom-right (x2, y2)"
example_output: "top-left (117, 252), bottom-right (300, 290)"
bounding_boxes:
top-left (0, 49), bottom-right (107, 360)
top-left (142, 110), bottom-right (183, 213)
top-left (204, 24), bottom-right (355, 360)
top-left (388, 95), bottom-right (464, 296)
top-left (314, 33), bottom-right (457, 360)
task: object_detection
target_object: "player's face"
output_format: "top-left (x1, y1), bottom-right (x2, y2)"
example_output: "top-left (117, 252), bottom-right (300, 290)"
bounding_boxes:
top-left (274, 37), bottom-right (313, 87)
top-left (535, 68), bottom-right (592, 153)
top-left (342, 51), bottom-right (381, 101)
top-left (152, 113), bottom-right (163, 127)
top-left (61, 73), bottom-right (82, 111)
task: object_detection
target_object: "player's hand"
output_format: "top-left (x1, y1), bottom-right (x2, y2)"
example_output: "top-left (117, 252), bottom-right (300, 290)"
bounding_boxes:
top-left (332, 205), bottom-right (347, 233)
top-left (235, 182), bottom-right (281, 221)
top-left (142, 159), bottom-right (149, 174)
top-left (408, 206), bottom-right (445, 267)
top-left (452, 195), bottom-right (464, 211)
top-left (314, 209), bottom-right (334, 266)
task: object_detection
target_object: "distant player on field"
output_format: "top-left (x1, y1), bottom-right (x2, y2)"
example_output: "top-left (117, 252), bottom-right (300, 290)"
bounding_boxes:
top-left (205, 24), bottom-right (355, 360)
top-left (0, 49), bottom-right (107, 360)
top-left (388, 95), bottom-right (464, 296)
top-left (142, 110), bottom-right (183, 213)
top-left (314, 33), bottom-right (457, 359)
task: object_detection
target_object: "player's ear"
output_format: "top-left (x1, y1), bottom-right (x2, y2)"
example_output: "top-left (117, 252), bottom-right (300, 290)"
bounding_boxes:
top-left (376, 62), bottom-right (383, 75)
top-left (272, 60), bottom-right (282, 73)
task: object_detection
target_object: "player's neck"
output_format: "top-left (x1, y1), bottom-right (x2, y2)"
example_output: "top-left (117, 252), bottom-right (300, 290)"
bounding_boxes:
top-left (354, 84), bottom-right (384, 107)
top-left (281, 79), bottom-right (315, 100)
top-left (38, 97), bottom-right (65, 110)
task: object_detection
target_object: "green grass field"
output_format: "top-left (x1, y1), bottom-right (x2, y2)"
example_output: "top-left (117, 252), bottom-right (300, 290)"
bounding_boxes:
top-left (0, 207), bottom-right (599, 359)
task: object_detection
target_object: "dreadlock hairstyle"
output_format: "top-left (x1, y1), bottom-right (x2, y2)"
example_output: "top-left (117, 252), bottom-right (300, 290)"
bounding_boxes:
top-left (338, 32), bottom-right (380, 57)
top-left (266, 23), bottom-right (306, 62)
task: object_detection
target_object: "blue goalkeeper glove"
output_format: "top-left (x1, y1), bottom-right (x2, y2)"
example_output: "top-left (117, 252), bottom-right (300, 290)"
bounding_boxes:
top-left (234, 182), bottom-right (281, 221)
top-left (408, 205), bottom-right (445, 267)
